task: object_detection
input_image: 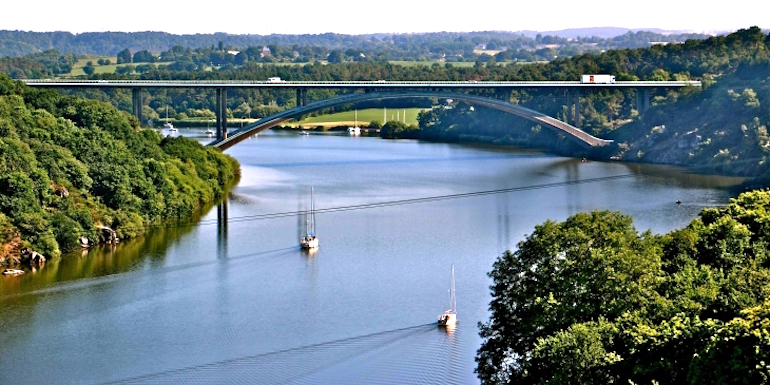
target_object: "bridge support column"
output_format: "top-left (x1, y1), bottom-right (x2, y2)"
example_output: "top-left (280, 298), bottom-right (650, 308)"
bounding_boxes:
top-left (296, 88), bottom-right (308, 107)
top-left (132, 87), bottom-right (143, 125)
top-left (572, 89), bottom-right (581, 128)
top-left (216, 88), bottom-right (228, 140)
top-left (636, 88), bottom-right (652, 113)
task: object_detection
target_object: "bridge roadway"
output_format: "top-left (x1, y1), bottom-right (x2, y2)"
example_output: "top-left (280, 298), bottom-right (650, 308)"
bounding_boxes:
top-left (209, 91), bottom-right (614, 151)
top-left (19, 79), bottom-right (700, 149)
top-left (20, 79), bottom-right (701, 88)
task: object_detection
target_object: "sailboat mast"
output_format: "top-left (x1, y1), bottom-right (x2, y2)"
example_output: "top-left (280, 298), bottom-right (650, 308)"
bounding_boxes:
top-left (450, 264), bottom-right (456, 313)
top-left (311, 187), bottom-right (316, 236)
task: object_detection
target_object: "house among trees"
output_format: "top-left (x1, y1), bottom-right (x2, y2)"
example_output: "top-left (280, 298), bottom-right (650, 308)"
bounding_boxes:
top-left (260, 47), bottom-right (271, 57)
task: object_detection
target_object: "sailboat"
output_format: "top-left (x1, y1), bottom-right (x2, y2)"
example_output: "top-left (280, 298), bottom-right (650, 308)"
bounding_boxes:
top-left (300, 187), bottom-right (319, 249)
top-left (438, 264), bottom-right (457, 326)
top-left (347, 110), bottom-right (360, 135)
top-left (205, 122), bottom-right (214, 136)
top-left (163, 106), bottom-right (177, 132)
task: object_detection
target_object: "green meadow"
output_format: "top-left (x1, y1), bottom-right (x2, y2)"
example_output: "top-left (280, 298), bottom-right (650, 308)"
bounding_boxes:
top-left (296, 108), bottom-right (425, 126)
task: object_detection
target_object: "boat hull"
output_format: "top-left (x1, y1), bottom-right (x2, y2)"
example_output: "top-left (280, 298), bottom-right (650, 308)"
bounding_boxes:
top-left (438, 312), bottom-right (457, 326)
top-left (300, 236), bottom-right (319, 249)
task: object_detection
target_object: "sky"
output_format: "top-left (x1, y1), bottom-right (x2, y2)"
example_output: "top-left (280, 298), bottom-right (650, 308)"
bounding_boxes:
top-left (3, 0), bottom-right (767, 35)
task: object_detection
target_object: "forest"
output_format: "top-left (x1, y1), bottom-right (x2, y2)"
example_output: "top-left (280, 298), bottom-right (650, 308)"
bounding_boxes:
top-left (0, 74), bottom-right (239, 264)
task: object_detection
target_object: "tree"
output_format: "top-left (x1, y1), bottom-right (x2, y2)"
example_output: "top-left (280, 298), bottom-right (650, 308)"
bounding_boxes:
top-left (82, 64), bottom-right (95, 75)
top-left (115, 65), bottom-right (135, 75)
top-left (116, 48), bottom-right (132, 64)
top-left (477, 211), bottom-right (662, 384)
top-left (327, 50), bottom-right (346, 63)
top-left (132, 50), bottom-right (155, 63)
top-left (233, 102), bottom-right (252, 119)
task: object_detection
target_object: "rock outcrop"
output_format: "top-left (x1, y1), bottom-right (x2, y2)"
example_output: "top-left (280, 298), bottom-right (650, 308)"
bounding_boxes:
top-left (97, 226), bottom-right (119, 244)
top-left (20, 249), bottom-right (46, 266)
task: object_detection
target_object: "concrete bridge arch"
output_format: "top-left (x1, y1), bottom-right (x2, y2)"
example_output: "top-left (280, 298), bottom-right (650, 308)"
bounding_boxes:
top-left (208, 91), bottom-right (613, 151)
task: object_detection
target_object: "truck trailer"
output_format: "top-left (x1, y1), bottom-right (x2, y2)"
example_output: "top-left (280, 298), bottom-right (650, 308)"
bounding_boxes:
top-left (581, 74), bottom-right (615, 84)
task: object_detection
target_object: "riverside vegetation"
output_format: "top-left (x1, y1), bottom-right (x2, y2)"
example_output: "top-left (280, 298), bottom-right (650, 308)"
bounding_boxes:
top-left (0, 74), bottom-right (239, 265)
top-left (476, 190), bottom-right (770, 384)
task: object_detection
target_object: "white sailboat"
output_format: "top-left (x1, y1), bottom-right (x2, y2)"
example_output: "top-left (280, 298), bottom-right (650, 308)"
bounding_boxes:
top-left (438, 264), bottom-right (457, 326)
top-left (163, 106), bottom-right (177, 132)
top-left (300, 187), bottom-right (319, 249)
top-left (348, 110), bottom-right (360, 135)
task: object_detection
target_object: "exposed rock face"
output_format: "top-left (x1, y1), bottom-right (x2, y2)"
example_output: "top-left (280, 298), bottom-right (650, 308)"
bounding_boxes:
top-left (80, 236), bottom-right (90, 248)
top-left (98, 226), bottom-right (119, 244)
top-left (20, 249), bottom-right (45, 266)
top-left (50, 182), bottom-right (69, 198)
top-left (1, 230), bottom-right (22, 266)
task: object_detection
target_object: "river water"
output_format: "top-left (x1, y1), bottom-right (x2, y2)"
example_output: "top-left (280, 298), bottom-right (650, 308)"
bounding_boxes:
top-left (0, 129), bottom-right (744, 384)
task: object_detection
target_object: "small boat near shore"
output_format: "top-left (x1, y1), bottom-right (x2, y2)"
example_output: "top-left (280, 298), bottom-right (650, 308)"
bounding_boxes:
top-left (2, 269), bottom-right (25, 276)
top-left (347, 110), bottom-right (360, 135)
top-left (438, 265), bottom-right (457, 326)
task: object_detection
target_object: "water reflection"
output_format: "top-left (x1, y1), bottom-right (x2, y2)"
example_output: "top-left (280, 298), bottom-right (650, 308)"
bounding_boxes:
top-left (217, 199), bottom-right (229, 259)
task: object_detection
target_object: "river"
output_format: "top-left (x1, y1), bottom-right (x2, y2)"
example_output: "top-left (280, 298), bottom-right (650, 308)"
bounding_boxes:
top-left (0, 129), bottom-right (744, 384)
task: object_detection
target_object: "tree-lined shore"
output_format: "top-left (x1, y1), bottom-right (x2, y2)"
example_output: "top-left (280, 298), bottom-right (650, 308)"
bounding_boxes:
top-left (0, 74), bottom-right (239, 265)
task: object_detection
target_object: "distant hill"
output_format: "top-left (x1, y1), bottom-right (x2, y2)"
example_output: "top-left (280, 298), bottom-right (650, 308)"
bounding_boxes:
top-left (515, 27), bottom-right (709, 39)
top-left (0, 29), bottom-right (717, 58)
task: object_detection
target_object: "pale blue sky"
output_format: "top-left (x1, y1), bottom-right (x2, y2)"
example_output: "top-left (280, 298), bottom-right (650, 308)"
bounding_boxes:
top-left (4, 0), bottom-right (767, 35)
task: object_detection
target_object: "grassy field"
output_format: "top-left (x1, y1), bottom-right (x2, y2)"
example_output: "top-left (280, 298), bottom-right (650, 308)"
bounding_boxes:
top-left (66, 57), bottom-right (171, 76)
top-left (387, 60), bottom-right (539, 67)
top-left (292, 108), bottom-right (425, 127)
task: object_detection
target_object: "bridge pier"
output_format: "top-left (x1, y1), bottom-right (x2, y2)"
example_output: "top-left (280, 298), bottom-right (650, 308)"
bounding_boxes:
top-left (216, 88), bottom-right (228, 140)
top-left (296, 88), bottom-right (308, 107)
top-left (132, 87), bottom-right (143, 125)
top-left (636, 89), bottom-right (651, 113)
top-left (572, 89), bottom-right (581, 128)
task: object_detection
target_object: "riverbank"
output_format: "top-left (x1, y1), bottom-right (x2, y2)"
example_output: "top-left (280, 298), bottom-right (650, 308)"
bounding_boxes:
top-left (0, 74), bottom-right (240, 267)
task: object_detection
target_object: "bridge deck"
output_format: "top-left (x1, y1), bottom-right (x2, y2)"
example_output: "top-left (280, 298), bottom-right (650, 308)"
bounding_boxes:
top-left (19, 79), bottom-right (701, 88)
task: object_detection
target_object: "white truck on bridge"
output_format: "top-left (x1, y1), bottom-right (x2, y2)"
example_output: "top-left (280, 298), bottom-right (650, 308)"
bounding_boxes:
top-left (581, 74), bottom-right (615, 84)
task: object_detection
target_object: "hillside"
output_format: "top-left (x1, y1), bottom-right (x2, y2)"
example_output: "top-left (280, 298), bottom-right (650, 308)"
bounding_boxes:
top-left (608, 70), bottom-right (769, 175)
top-left (410, 27), bottom-right (770, 178)
top-left (0, 29), bottom-right (710, 61)
top-left (0, 74), bottom-right (239, 264)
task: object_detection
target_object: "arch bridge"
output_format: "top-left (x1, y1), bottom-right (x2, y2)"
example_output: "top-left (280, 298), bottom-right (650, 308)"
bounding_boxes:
top-left (19, 79), bottom-right (701, 150)
top-left (209, 91), bottom-right (614, 150)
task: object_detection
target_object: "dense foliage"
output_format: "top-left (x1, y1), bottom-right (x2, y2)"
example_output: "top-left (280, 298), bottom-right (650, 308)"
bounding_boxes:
top-left (0, 74), bottom-right (239, 260)
top-left (477, 190), bottom-right (770, 384)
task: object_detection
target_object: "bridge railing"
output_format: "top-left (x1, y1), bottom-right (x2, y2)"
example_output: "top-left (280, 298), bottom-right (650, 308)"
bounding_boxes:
top-left (19, 79), bottom-right (703, 87)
